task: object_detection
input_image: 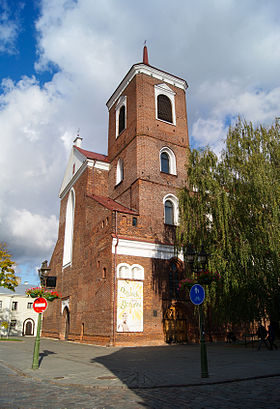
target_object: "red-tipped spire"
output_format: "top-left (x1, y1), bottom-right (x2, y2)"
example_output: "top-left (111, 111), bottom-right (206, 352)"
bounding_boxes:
top-left (143, 41), bottom-right (149, 65)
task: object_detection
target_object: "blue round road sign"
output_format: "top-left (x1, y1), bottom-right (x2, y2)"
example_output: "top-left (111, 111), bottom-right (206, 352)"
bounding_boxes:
top-left (190, 284), bottom-right (205, 305)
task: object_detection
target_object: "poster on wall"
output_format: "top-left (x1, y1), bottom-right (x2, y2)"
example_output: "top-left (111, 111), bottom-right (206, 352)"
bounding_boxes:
top-left (117, 280), bottom-right (143, 332)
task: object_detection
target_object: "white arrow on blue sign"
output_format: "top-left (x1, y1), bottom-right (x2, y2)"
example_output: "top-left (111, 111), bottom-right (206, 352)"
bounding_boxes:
top-left (189, 284), bottom-right (205, 305)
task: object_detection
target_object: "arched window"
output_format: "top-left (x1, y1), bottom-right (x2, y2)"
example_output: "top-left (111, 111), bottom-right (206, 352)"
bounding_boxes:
top-left (164, 200), bottom-right (174, 225)
top-left (157, 94), bottom-right (172, 123)
top-left (160, 147), bottom-right (177, 175)
top-left (117, 263), bottom-right (144, 280)
top-left (163, 194), bottom-right (179, 225)
top-left (118, 105), bottom-right (125, 134)
top-left (116, 158), bottom-right (124, 185)
top-left (63, 188), bottom-right (75, 266)
top-left (115, 96), bottom-right (127, 138)
top-left (168, 258), bottom-right (183, 299)
top-left (160, 152), bottom-right (169, 173)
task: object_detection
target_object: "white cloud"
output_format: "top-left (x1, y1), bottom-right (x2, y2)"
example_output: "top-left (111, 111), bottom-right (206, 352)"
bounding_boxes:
top-left (191, 118), bottom-right (227, 154)
top-left (8, 209), bottom-right (58, 256)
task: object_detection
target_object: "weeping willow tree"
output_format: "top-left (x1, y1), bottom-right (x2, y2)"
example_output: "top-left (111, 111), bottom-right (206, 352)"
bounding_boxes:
top-left (177, 119), bottom-right (280, 325)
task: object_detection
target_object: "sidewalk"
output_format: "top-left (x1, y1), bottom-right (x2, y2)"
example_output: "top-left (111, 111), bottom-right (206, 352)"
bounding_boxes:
top-left (0, 337), bottom-right (279, 389)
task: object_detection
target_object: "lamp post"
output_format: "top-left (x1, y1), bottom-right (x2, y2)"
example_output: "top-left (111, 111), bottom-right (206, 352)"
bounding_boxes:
top-left (186, 244), bottom-right (209, 378)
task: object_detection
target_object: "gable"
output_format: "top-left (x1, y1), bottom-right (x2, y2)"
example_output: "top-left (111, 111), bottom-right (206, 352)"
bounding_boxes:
top-left (59, 147), bottom-right (86, 198)
top-left (154, 83), bottom-right (176, 95)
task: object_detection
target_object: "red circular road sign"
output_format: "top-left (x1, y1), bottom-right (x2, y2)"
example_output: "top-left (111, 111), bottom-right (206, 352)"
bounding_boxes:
top-left (33, 297), bottom-right (48, 313)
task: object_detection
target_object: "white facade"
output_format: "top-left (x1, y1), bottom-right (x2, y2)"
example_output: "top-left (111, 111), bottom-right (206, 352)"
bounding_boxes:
top-left (0, 284), bottom-right (39, 337)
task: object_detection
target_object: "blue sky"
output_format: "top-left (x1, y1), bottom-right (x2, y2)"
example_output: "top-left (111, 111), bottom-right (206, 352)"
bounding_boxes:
top-left (0, 1), bottom-right (56, 85)
top-left (1, 0), bottom-right (280, 285)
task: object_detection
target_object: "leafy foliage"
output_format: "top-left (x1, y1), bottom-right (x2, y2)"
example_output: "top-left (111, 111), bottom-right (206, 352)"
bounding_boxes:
top-left (177, 119), bottom-right (280, 324)
top-left (0, 243), bottom-right (17, 291)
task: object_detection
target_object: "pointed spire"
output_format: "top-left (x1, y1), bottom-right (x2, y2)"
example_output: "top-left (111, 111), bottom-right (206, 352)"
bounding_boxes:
top-left (143, 40), bottom-right (149, 65)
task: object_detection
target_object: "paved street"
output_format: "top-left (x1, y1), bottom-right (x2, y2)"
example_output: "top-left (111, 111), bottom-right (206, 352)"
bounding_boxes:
top-left (0, 337), bottom-right (280, 408)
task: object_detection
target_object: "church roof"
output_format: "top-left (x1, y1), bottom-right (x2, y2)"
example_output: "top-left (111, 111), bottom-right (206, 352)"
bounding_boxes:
top-left (74, 146), bottom-right (109, 162)
top-left (88, 194), bottom-right (138, 215)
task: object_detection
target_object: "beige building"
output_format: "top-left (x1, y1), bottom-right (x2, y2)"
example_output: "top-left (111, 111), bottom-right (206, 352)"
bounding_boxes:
top-left (0, 284), bottom-right (38, 337)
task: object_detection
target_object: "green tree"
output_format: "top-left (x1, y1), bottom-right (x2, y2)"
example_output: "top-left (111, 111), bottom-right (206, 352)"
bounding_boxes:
top-left (0, 243), bottom-right (17, 291)
top-left (177, 119), bottom-right (280, 324)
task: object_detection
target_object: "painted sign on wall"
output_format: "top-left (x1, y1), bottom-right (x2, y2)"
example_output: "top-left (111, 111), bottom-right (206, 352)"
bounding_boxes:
top-left (117, 280), bottom-right (143, 332)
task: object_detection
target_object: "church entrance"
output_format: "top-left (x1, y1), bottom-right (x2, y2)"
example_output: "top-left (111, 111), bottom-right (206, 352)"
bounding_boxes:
top-left (163, 302), bottom-right (188, 344)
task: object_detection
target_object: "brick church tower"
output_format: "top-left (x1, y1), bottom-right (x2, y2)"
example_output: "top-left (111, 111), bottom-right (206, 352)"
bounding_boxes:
top-left (41, 46), bottom-right (190, 345)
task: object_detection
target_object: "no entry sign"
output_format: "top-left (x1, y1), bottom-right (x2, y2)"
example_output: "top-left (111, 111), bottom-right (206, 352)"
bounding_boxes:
top-left (33, 297), bottom-right (48, 313)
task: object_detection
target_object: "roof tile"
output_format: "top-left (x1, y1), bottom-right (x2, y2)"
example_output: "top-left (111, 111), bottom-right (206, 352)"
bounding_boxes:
top-left (88, 194), bottom-right (138, 215)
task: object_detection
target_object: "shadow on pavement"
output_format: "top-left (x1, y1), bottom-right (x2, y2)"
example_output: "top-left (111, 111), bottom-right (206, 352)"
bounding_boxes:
top-left (92, 344), bottom-right (200, 389)
top-left (38, 350), bottom-right (56, 366)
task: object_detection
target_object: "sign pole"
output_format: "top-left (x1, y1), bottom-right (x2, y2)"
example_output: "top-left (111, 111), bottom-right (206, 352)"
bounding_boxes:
top-left (32, 312), bottom-right (42, 369)
top-left (189, 284), bottom-right (209, 378)
top-left (31, 297), bottom-right (48, 370)
top-left (199, 304), bottom-right (209, 378)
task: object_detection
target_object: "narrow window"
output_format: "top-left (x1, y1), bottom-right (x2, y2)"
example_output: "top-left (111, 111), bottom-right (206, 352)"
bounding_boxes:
top-left (160, 152), bottom-right (170, 173)
top-left (157, 94), bottom-right (172, 123)
top-left (118, 105), bottom-right (125, 134)
top-left (0, 301), bottom-right (2, 310)
top-left (169, 260), bottom-right (180, 299)
top-left (132, 217), bottom-right (137, 227)
top-left (102, 267), bottom-right (107, 279)
top-left (164, 200), bottom-right (174, 225)
top-left (27, 302), bottom-right (33, 309)
top-left (116, 158), bottom-right (124, 185)
top-left (12, 301), bottom-right (18, 311)
top-left (115, 96), bottom-right (127, 138)
top-left (63, 189), bottom-right (75, 266)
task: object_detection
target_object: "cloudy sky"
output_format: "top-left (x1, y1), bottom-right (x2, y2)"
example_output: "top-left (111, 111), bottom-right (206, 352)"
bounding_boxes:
top-left (1, 0), bottom-right (280, 285)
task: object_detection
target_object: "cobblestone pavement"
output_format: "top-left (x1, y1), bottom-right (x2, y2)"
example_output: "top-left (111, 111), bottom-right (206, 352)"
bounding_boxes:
top-left (1, 364), bottom-right (280, 409)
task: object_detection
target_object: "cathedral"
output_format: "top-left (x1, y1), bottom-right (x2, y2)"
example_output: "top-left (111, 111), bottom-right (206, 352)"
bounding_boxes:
top-left (41, 46), bottom-right (194, 345)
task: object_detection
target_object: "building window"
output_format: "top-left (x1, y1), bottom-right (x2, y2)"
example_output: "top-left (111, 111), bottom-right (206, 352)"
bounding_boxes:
top-left (0, 301), bottom-right (2, 311)
top-left (154, 83), bottom-right (176, 126)
top-left (160, 152), bottom-right (169, 173)
top-left (157, 94), bottom-right (172, 123)
top-left (168, 259), bottom-right (183, 300)
top-left (102, 267), bottom-right (107, 279)
top-left (63, 188), bottom-right (75, 267)
top-left (12, 301), bottom-right (18, 311)
top-left (118, 263), bottom-right (130, 279)
top-left (163, 194), bottom-right (179, 225)
top-left (118, 106), bottom-right (125, 134)
top-left (116, 158), bottom-right (124, 185)
top-left (117, 263), bottom-right (144, 280)
top-left (10, 319), bottom-right (17, 328)
top-left (164, 200), bottom-right (174, 225)
top-left (115, 96), bottom-right (127, 138)
top-left (27, 302), bottom-right (33, 309)
top-left (132, 217), bottom-right (137, 227)
top-left (160, 147), bottom-right (177, 175)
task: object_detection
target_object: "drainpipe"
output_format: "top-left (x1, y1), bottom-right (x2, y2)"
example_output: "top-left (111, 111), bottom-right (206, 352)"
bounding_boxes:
top-left (112, 210), bottom-right (119, 345)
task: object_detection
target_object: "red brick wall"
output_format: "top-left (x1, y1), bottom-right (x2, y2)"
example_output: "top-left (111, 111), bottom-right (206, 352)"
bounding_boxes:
top-left (43, 66), bottom-right (190, 346)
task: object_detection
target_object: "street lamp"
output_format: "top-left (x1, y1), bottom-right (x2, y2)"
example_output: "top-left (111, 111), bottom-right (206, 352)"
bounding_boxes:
top-left (186, 243), bottom-right (209, 378)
